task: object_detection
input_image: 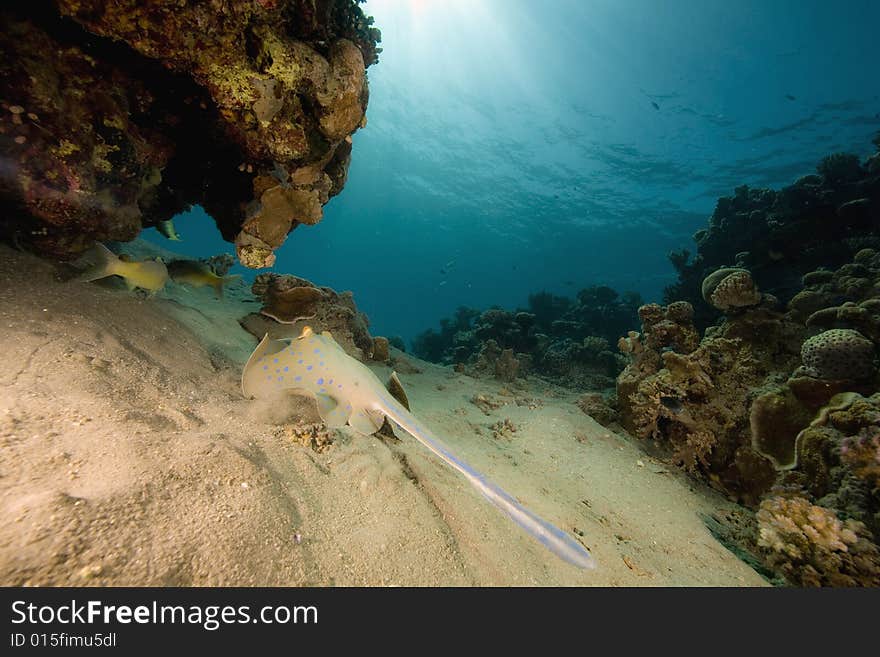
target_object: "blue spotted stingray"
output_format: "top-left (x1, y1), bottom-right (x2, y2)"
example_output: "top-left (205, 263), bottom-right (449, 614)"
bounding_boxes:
top-left (242, 326), bottom-right (595, 569)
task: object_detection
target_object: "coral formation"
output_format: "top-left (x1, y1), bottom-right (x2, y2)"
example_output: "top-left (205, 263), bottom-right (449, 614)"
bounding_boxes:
top-left (576, 392), bottom-right (619, 428)
top-left (371, 336), bottom-right (390, 362)
top-left (241, 272), bottom-right (372, 359)
top-left (798, 329), bottom-right (876, 381)
top-left (0, 1), bottom-right (380, 266)
top-left (665, 140), bottom-right (880, 330)
top-left (612, 138), bottom-right (880, 585)
top-left (701, 268), bottom-right (762, 311)
top-left (756, 495), bottom-right (880, 586)
top-left (413, 285), bottom-right (639, 389)
top-left (204, 253), bottom-right (235, 277)
top-left (790, 248), bottom-right (880, 341)
top-left (489, 418), bottom-right (517, 440)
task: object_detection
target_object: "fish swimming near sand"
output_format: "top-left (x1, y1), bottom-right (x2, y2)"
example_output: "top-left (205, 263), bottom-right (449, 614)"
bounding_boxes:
top-left (167, 260), bottom-right (241, 298)
top-left (157, 219), bottom-right (181, 241)
top-left (73, 242), bottom-right (168, 294)
top-left (242, 326), bottom-right (596, 569)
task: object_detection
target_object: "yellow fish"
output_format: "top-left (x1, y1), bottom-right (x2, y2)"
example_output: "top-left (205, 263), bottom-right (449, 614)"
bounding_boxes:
top-left (167, 260), bottom-right (241, 298)
top-left (73, 243), bottom-right (168, 294)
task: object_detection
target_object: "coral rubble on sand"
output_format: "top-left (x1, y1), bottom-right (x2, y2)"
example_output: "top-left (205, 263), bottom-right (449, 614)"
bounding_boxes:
top-left (0, 0), bottom-right (379, 267)
top-left (616, 137), bottom-right (880, 585)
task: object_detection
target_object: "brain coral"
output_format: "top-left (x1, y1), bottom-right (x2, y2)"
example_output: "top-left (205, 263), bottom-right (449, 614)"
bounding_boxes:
top-left (800, 329), bottom-right (876, 380)
top-left (701, 268), bottom-right (762, 311)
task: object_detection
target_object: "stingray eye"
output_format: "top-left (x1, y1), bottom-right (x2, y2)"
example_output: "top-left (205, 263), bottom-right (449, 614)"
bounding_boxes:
top-left (300, 326), bottom-right (314, 339)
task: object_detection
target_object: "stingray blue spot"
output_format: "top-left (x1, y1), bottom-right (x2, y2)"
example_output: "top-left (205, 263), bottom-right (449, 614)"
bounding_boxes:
top-left (338, 384), bottom-right (343, 389)
top-left (266, 375), bottom-right (272, 380)
top-left (263, 365), bottom-right (268, 371)
top-left (320, 361), bottom-right (324, 367)
top-left (283, 366), bottom-right (289, 372)
top-left (295, 376), bottom-right (302, 382)
top-left (273, 358), bottom-right (279, 363)
top-left (298, 359), bottom-right (303, 364)
top-left (328, 379), bottom-right (333, 384)
top-left (320, 388), bottom-right (326, 393)
top-left (346, 404), bottom-right (352, 411)
top-left (314, 348), bottom-right (320, 354)
top-left (278, 376), bottom-right (284, 381)
top-left (306, 365), bottom-right (313, 371)
top-left (317, 377), bottom-right (324, 385)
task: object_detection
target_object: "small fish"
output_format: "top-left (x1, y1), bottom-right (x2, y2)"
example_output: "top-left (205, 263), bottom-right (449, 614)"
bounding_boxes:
top-left (651, 101), bottom-right (660, 111)
top-left (167, 260), bottom-right (241, 298)
top-left (785, 94), bottom-right (796, 101)
top-left (157, 219), bottom-right (181, 241)
top-left (73, 242), bottom-right (168, 294)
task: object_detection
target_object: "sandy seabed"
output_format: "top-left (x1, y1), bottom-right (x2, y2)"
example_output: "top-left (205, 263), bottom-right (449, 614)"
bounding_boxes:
top-left (0, 244), bottom-right (767, 586)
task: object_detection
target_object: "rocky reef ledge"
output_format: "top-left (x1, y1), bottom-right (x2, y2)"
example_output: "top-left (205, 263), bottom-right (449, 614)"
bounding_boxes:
top-left (0, 0), bottom-right (380, 267)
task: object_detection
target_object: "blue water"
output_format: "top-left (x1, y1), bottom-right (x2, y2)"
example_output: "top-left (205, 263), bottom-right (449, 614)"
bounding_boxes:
top-left (145, 0), bottom-right (880, 345)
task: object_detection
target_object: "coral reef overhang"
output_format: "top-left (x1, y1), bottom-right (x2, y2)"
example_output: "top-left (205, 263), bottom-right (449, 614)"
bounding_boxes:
top-left (0, 0), bottom-right (380, 267)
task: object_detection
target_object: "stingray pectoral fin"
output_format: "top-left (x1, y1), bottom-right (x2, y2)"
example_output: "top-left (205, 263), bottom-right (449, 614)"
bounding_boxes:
top-left (348, 407), bottom-right (385, 435)
top-left (241, 333), bottom-right (289, 397)
top-left (315, 393), bottom-right (351, 429)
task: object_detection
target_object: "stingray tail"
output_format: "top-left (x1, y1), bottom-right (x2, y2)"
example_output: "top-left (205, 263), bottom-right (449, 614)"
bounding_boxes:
top-left (378, 394), bottom-right (596, 569)
top-left (71, 242), bottom-right (121, 283)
